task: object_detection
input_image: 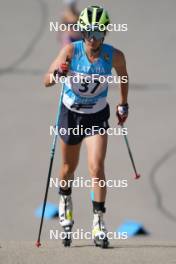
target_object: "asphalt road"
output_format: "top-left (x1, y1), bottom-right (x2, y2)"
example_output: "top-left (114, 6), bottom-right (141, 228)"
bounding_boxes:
top-left (0, 240), bottom-right (176, 264)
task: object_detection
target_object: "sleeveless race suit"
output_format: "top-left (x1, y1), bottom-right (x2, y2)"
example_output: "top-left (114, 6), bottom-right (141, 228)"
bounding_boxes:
top-left (62, 40), bottom-right (114, 114)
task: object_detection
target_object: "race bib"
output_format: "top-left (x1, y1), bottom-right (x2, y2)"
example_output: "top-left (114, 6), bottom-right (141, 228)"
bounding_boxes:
top-left (65, 72), bottom-right (108, 98)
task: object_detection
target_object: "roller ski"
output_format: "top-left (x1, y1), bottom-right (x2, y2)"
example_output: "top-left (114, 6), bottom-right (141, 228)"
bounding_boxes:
top-left (62, 224), bottom-right (73, 247)
top-left (59, 194), bottom-right (74, 247)
top-left (92, 211), bottom-right (109, 248)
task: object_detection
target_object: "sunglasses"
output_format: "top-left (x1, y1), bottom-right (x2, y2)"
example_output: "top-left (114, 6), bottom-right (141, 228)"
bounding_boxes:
top-left (82, 30), bottom-right (105, 40)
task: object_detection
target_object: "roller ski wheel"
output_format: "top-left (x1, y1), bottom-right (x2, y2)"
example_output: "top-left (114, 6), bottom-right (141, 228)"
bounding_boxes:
top-left (59, 194), bottom-right (74, 247)
top-left (63, 238), bottom-right (71, 247)
top-left (62, 225), bottom-right (73, 247)
top-left (94, 235), bottom-right (109, 249)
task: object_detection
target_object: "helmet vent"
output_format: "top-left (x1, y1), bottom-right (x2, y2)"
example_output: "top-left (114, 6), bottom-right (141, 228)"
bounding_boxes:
top-left (80, 19), bottom-right (86, 26)
top-left (96, 9), bottom-right (103, 22)
top-left (104, 21), bottom-right (109, 26)
top-left (87, 8), bottom-right (93, 24)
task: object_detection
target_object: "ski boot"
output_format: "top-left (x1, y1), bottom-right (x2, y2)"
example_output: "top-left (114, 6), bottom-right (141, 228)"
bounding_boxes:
top-left (59, 194), bottom-right (74, 247)
top-left (92, 210), bottom-right (109, 248)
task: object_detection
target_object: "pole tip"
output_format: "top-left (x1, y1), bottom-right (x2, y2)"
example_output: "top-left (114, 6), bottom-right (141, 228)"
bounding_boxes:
top-left (35, 241), bottom-right (41, 248)
top-left (134, 173), bottom-right (141, 180)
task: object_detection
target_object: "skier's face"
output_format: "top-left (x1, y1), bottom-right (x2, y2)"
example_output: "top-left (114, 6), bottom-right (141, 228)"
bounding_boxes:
top-left (82, 30), bottom-right (105, 50)
top-left (84, 36), bottom-right (103, 50)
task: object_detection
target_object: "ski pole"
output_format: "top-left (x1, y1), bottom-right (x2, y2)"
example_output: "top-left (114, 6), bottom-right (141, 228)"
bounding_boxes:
top-left (121, 124), bottom-right (141, 180)
top-left (35, 83), bottom-right (64, 247)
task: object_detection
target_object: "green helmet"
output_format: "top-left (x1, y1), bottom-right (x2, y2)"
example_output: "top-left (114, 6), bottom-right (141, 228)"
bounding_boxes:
top-left (78, 5), bottom-right (110, 31)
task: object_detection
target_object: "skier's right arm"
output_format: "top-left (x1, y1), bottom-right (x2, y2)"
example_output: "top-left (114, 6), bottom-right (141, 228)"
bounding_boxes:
top-left (43, 44), bottom-right (73, 87)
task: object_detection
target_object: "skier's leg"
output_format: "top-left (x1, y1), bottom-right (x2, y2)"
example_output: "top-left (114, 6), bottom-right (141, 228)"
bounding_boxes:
top-left (85, 133), bottom-right (108, 202)
top-left (85, 134), bottom-right (109, 248)
top-left (59, 138), bottom-right (81, 190)
top-left (58, 139), bottom-right (82, 246)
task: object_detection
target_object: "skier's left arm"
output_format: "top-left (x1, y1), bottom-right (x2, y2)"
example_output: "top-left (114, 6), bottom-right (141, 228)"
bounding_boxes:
top-left (112, 49), bottom-right (129, 125)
